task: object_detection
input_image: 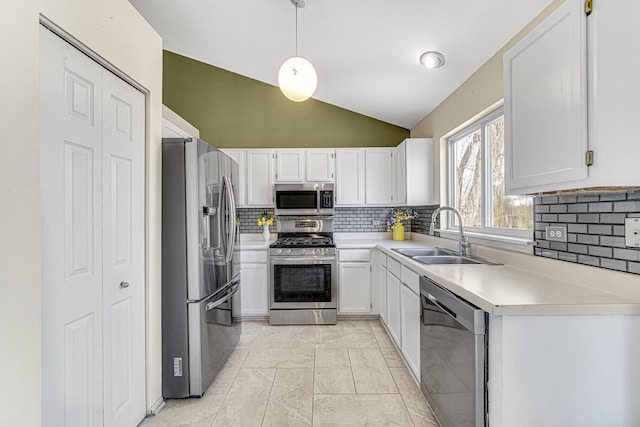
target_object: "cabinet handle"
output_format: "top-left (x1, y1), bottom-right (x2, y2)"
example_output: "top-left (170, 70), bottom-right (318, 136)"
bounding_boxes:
top-left (120, 281), bottom-right (130, 289)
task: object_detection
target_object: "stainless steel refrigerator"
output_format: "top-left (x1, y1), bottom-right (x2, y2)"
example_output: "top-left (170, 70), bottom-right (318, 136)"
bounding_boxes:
top-left (162, 137), bottom-right (241, 398)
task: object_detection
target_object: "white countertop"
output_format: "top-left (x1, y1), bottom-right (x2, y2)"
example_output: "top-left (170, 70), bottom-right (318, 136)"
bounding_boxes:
top-left (334, 235), bottom-right (640, 316)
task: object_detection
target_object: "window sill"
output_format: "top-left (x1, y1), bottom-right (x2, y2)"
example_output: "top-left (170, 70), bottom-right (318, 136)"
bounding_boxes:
top-left (437, 229), bottom-right (534, 254)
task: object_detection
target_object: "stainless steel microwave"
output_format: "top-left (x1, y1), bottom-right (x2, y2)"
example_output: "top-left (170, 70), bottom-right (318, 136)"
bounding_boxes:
top-left (274, 183), bottom-right (334, 216)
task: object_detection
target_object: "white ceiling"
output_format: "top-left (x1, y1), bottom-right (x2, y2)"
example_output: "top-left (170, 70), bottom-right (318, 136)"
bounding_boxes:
top-left (130, 0), bottom-right (553, 129)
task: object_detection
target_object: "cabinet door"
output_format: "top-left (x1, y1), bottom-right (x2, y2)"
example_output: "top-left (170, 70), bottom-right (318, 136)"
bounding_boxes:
top-left (504, 0), bottom-right (587, 194)
top-left (365, 149), bottom-right (394, 205)
top-left (306, 149), bottom-right (335, 182)
top-left (240, 263), bottom-right (269, 316)
top-left (275, 149), bottom-right (305, 182)
top-left (395, 143), bottom-right (407, 205)
top-left (386, 271), bottom-right (401, 346)
top-left (400, 284), bottom-right (420, 378)
top-left (335, 149), bottom-right (365, 205)
top-left (221, 149), bottom-right (246, 206)
top-left (338, 262), bottom-right (371, 314)
top-left (378, 263), bottom-right (387, 324)
top-left (246, 150), bottom-right (274, 206)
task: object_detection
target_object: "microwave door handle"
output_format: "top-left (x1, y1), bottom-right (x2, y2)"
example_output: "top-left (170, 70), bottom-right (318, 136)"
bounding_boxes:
top-left (317, 189), bottom-right (321, 214)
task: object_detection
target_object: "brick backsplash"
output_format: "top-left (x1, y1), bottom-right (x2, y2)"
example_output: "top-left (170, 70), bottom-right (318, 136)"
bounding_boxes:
top-left (534, 192), bottom-right (640, 274)
top-left (237, 205), bottom-right (440, 234)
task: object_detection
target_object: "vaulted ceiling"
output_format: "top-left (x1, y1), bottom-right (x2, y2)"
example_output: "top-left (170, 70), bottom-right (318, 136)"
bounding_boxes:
top-left (131, 0), bottom-right (553, 129)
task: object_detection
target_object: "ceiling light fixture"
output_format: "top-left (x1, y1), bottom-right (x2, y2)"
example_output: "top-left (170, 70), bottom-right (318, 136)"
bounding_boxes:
top-left (278, 0), bottom-right (317, 102)
top-left (420, 51), bottom-right (446, 69)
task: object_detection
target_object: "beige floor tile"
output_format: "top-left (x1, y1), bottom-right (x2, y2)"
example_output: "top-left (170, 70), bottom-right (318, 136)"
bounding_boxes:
top-left (211, 368), bottom-right (276, 427)
top-left (139, 392), bottom-right (225, 427)
top-left (252, 328), bottom-right (317, 349)
top-left (340, 320), bottom-right (372, 332)
top-left (243, 347), bottom-right (315, 368)
top-left (372, 328), bottom-right (396, 348)
top-left (205, 349), bottom-right (249, 396)
top-left (241, 321), bottom-right (266, 331)
top-left (381, 347), bottom-right (405, 368)
top-left (313, 394), bottom-right (414, 426)
top-left (236, 332), bottom-right (258, 348)
top-left (390, 367), bottom-right (439, 427)
top-left (314, 348), bottom-right (351, 368)
top-left (316, 331), bottom-right (378, 348)
top-left (367, 319), bottom-right (385, 331)
top-left (314, 367), bottom-right (356, 394)
top-left (262, 368), bottom-right (313, 426)
top-left (348, 348), bottom-right (398, 394)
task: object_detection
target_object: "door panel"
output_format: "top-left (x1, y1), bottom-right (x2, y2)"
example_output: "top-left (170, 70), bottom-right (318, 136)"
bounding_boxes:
top-left (41, 26), bottom-right (104, 427)
top-left (102, 70), bottom-right (146, 427)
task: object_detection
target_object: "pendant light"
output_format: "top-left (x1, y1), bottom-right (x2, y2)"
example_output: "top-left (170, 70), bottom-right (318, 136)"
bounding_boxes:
top-left (278, 0), bottom-right (317, 102)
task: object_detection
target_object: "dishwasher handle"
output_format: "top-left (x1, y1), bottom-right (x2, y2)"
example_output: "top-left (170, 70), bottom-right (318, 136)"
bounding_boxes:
top-left (426, 294), bottom-right (457, 319)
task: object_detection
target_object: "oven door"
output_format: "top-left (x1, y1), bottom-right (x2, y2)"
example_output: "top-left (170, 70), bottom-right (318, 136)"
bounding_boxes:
top-left (269, 256), bottom-right (337, 309)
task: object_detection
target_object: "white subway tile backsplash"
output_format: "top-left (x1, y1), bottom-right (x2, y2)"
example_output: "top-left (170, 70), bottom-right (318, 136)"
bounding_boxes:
top-left (534, 191), bottom-right (640, 275)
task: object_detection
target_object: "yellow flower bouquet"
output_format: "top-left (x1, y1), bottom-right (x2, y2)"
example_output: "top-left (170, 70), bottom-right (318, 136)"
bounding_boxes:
top-left (257, 211), bottom-right (274, 227)
top-left (389, 208), bottom-right (418, 241)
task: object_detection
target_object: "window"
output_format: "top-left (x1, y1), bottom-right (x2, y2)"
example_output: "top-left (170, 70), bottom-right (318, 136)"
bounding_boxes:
top-left (448, 107), bottom-right (533, 238)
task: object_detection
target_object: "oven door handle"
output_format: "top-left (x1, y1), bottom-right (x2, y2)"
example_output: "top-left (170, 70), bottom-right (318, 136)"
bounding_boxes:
top-left (271, 257), bottom-right (336, 264)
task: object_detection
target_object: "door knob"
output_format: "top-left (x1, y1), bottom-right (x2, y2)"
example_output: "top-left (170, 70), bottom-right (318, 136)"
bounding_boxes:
top-left (120, 281), bottom-right (130, 289)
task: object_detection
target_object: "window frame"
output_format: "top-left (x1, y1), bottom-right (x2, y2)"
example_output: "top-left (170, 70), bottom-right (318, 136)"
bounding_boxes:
top-left (447, 106), bottom-right (533, 240)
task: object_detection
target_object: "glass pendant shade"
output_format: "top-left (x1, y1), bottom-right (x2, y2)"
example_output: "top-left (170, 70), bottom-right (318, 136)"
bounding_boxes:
top-left (278, 56), bottom-right (317, 102)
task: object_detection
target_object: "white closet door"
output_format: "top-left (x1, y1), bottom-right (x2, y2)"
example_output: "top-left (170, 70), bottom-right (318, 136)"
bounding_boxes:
top-left (101, 71), bottom-right (146, 427)
top-left (40, 26), bottom-right (104, 427)
top-left (40, 26), bottom-right (146, 427)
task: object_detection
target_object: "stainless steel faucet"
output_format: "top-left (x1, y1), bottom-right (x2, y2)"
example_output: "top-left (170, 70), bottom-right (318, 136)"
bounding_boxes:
top-left (429, 207), bottom-right (471, 256)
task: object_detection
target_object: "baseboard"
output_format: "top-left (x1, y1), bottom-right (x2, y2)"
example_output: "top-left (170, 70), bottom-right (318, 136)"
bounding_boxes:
top-left (337, 314), bottom-right (380, 320)
top-left (148, 396), bottom-right (166, 416)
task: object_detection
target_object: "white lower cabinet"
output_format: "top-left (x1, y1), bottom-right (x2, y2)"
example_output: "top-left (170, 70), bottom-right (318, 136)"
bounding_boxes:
top-left (400, 283), bottom-right (420, 378)
top-left (386, 270), bottom-right (402, 345)
top-left (338, 249), bottom-right (371, 315)
top-left (338, 262), bottom-right (371, 314)
top-left (239, 250), bottom-right (269, 316)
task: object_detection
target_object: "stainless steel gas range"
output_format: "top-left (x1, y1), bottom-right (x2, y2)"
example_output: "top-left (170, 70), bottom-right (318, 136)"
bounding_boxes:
top-left (268, 216), bottom-right (337, 325)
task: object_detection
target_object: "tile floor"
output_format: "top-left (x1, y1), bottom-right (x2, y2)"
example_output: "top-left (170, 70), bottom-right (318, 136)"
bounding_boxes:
top-left (140, 320), bottom-right (439, 427)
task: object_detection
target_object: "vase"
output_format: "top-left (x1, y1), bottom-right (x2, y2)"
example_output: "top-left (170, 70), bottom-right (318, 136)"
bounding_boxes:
top-left (262, 225), bottom-right (271, 242)
top-left (392, 223), bottom-right (405, 241)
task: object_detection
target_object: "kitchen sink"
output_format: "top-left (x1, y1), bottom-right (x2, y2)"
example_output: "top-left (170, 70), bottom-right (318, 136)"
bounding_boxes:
top-left (412, 255), bottom-right (481, 265)
top-left (392, 248), bottom-right (455, 257)
top-left (392, 247), bottom-right (500, 265)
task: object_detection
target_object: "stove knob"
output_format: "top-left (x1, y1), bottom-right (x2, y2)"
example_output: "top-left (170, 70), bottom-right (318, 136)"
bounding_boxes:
top-left (324, 248), bottom-right (330, 254)
top-left (313, 248), bottom-right (321, 255)
top-left (285, 248), bottom-right (292, 254)
top-left (300, 248), bottom-right (306, 254)
top-left (276, 248), bottom-right (283, 255)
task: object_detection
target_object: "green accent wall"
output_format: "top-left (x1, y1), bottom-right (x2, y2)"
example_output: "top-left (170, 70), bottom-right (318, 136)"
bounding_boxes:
top-left (163, 51), bottom-right (409, 148)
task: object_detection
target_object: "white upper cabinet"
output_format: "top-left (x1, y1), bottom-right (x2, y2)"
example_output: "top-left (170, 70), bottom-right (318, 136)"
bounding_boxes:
top-left (395, 138), bottom-right (434, 206)
top-left (306, 149), bottom-right (335, 182)
top-left (365, 149), bottom-right (394, 205)
top-left (246, 149), bottom-right (274, 206)
top-left (221, 149), bottom-right (247, 206)
top-left (504, 0), bottom-right (640, 194)
top-left (335, 149), bottom-right (365, 206)
top-left (504, 0), bottom-right (588, 194)
top-left (274, 149), bottom-right (305, 182)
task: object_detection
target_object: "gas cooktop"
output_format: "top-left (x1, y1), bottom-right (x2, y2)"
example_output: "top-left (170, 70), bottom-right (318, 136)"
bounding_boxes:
top-left (270, 234), bottom-right (335, 249)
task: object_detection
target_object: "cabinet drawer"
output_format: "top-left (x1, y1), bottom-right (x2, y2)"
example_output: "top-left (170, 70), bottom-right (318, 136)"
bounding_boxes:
top-left (240, 250), bottom-right (268, 263)
top-left (387, 257), bottom-right (401, 278)
top-left (339, 249), bottom-right (370, 262)
top-left (401, 265), bottom-right (419, 295)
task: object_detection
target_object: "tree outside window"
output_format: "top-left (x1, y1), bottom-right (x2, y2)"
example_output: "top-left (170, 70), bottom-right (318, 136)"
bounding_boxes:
top-left (449, 108), bottom-right (533, 236)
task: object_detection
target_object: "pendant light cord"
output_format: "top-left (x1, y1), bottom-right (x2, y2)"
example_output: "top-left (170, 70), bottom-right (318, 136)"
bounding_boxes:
top-left (295, 3), bottom-right (298, 57)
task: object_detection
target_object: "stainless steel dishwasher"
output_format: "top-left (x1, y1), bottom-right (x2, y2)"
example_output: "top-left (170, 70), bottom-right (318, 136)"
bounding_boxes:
top-left (419, 276), bottom-right (488, 427)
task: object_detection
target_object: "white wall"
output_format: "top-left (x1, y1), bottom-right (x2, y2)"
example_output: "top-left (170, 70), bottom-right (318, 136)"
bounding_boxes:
top-left (0, 1), bottom-right (163, 425)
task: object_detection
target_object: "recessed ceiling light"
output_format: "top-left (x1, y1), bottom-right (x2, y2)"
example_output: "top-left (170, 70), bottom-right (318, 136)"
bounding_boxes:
top-left (420, 51), bottom-right (445, 69)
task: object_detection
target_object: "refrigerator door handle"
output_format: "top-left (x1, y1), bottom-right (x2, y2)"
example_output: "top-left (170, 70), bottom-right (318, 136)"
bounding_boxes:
top-left (205, 277), bottom-right (240, 311)
top-left (224, 175), bottom-right (237, 262)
